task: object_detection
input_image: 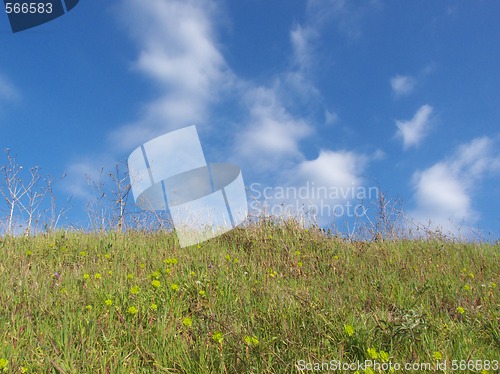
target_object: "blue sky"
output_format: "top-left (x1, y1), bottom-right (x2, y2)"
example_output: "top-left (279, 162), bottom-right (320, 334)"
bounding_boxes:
top-left (0, 0), bottom-right (499, 239)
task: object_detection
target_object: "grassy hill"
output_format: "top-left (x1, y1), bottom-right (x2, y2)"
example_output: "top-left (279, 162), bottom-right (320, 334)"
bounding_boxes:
top-left (0, 221), bottom-right (498, 373)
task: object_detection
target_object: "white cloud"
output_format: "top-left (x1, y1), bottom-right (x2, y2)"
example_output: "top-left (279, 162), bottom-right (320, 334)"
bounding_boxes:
top-left (390, 74), bottom-right (416, 97)
top-left (281, 71), bottom-right (322, 105)
top-left (409, 136), bottom-right (500, 236)
top-left (0, 74), bottom-right (20, 101)
top-left (306, 0), bottom-right (380, 39)
top-left (246, 148), bottom-right (369, 225)
top-left (235, 15), bottom-right (320, 168)
top-left (280, 0), bottom-right (376, 111)
top-left (294, 149), bottom-right (367, 189)
top-left (280, 16), bottom-right (323, 107)
top-left (325, 109), bottom-right (338, 126)
top-left (236, 87), bottom-right (313, 170)
top-left (236, 0), bottom-right (378, 175)
top-left (285, 0), bottom-right (377, 99)
top-left (235, 0), bottom-right (355, 176)
top-left (290, 24), bottom-right (317, 71)
top-left (260, 149), bottom-right (370, 225)
top-left (411, 163), bottom-right (472, 226)
top-left (395, 104), bottom-right (433, 149)
top-left (373, 149), bottom-right (386, 160)
top-left (109, 0), bottom-right (233, 151)
top-left (448, 137), bottom-right (500, 178)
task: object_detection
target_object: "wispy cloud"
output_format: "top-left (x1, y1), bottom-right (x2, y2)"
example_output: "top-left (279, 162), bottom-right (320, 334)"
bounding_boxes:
top-left (109, 0), bottom-right (233, 151)
top-left (448, 137), bottom-right (500, 178)
top-left (324, 109), bottom-right (338, 126)
top-left (290, 24), bottom-right (317, 71)
top-left (390, 74), bottom-right (416, 97)
top-left (236, 0), bottom-right (380, 174)
top-left (236, 87), bottom-right (313, 171)
top-left (409, 136), bottom-right (500, 235)
top-left (234, 0), bottom-right (327, 172)
top-left (0, 73), bottom-right (20, 102)
top-left (390, 64), bottom-right (436, 99)
top-left (395, 104), bottom-right (433, 149)
top-left (306, 0), bottom-right (381, 39)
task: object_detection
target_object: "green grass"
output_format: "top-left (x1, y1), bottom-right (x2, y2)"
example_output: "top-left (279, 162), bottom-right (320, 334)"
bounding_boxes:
top-left (0, 221), bottom-right (498, 373)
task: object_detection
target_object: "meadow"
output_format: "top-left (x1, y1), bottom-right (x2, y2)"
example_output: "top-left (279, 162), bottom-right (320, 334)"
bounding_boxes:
top-left (0, 220), bottom-right (498, 373)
